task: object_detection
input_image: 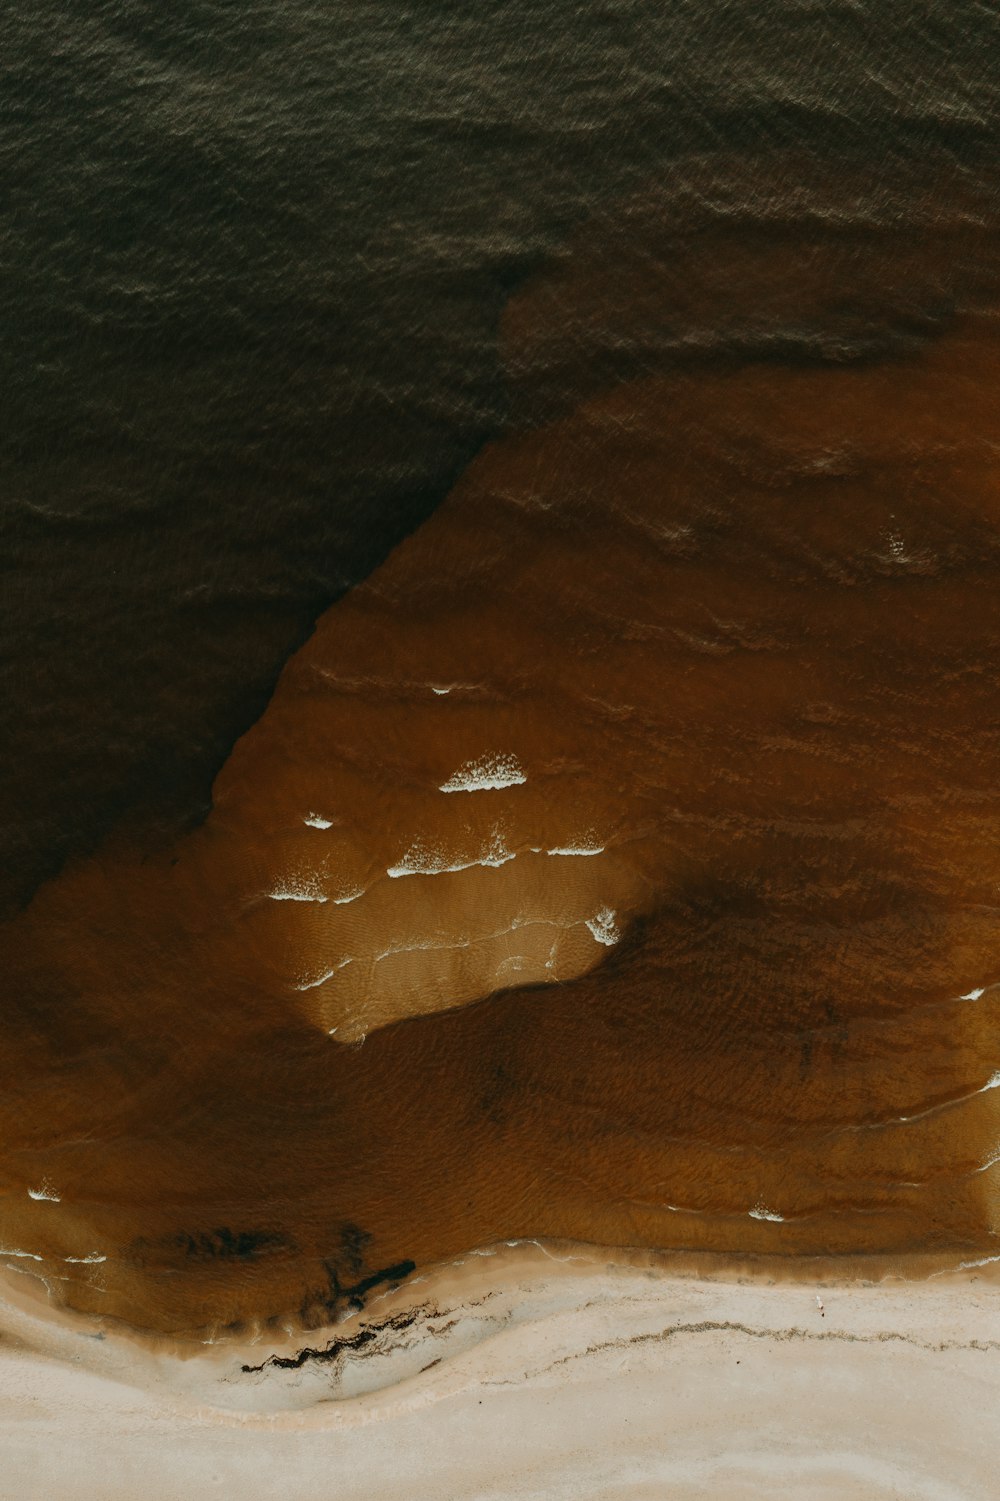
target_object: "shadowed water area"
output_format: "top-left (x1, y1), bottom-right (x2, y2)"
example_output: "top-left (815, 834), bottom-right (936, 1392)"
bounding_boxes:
top-left (4, 2), bottom-right (1000, 1337)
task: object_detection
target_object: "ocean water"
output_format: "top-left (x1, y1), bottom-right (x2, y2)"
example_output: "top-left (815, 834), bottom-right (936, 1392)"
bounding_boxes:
top-left (4, 1), bottom-right (1000, 1335)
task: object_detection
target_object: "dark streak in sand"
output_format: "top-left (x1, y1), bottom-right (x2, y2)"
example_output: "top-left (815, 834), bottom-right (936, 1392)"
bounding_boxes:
top-left (242, 1260), bottom-right (418, 1373)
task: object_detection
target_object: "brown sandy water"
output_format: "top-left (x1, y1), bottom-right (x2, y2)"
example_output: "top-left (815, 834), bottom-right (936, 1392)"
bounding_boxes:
top-left (6, 200), bottom-right (1000, 1337)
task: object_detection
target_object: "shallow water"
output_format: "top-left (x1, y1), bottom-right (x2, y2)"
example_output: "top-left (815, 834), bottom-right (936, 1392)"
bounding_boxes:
top-left (4, 3), bottom-right (1000, 1336)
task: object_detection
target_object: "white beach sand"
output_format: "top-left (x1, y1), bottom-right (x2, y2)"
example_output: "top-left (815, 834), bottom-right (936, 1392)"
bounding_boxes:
top-left (1, 1244), bottom-right (998, 1500)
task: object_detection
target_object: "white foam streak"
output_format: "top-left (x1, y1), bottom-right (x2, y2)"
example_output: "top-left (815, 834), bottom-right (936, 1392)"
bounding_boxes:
top-left (303, 813), bottom-right (333, 829)
top-left (295, 958), bottom-right (353, 991)
top-left (269, 876), bottom-right (329, 903)
top-left (956, 1253), bottom-right (1000, 1271)
top-left (0, 1246), bottom-right (44, 1260)
top-left (439, 753), bottom-right (526, 793)
top-left (64, 1254), bottom-right (106, 1264)
top-left (388, 829), bottom-right (516, 878)
top-left (27, 1184), bottom-right (60, 1203)
top-left (547, 843), bottom-right (605, 857)
top-left (891, 1069), bottom-right (1000, 1126)
top-left (961, 986), bottom-right (987, 1001)
top-left (749, 1204), bottom-right (785, 1222)
top-left (371, 913), bottom-right (583, 970)
top-left (585, 906), bottom-right (620, 946)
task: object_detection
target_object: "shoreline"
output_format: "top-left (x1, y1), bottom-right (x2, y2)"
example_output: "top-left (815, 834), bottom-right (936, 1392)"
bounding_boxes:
top-left (2, 1241), bottom-right (999, 1497)
top-left (3, 1235), bottom-right (999, 1388)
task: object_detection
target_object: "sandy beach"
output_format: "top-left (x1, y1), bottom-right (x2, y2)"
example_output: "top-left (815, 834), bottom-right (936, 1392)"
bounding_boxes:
top-left (1, 1244), bottom-right (998, 1500)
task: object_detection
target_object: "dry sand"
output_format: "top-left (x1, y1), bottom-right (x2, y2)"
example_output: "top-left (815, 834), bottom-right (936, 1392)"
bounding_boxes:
top-left (1, 1244), bottom-right (998, 1500)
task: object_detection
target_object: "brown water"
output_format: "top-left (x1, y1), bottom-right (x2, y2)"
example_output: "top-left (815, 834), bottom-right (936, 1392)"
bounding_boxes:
top-left (6, 217), bottom-right (1000, 1334)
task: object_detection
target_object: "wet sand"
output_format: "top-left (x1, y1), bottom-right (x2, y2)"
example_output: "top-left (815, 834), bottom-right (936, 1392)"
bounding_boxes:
top-left (1, 1247), bottom-right (998, 1500)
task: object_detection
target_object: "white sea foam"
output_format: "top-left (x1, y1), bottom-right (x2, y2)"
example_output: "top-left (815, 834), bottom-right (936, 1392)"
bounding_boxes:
top-left (373, 914), bottom-right (568, 968)
top-left (585, 907), bottom-right (620, 946)
top-left (64, 1254), bottom-right (106, 1265)
top-left (749, 1203), bottom-right (785, 1222)
top-left (976, 1145), bottom-right (1000, 1174)
top-left (375, 938), bottom-right (459, 964)
top-left (295, 957), bottom-right (353, 991)
top-left (439, 752), bottom-right (526, 793)
top-left (547, 842), bottom-right (604, 857)
top-left (27, 1184), bottom-right (60, 1203)
top-left (304, 813), bottom-right (333, 829)
top-left (388, 828), bottom-right (516, 878)
top-left (332, 886), bottom-right (364, 905)
top-left (0, 1246), bottom-right (44, 1260)
top-left (961, 986), bottom-right (987, 1001)
top-left (889, 1068), bottom-right (1000, 1125)
top-left (955, 1253), bottom-right (1000, 1271)
top-left (495, 954), bottom-right (530, 979)
top-left (269, 875), bottom-right (329, 903)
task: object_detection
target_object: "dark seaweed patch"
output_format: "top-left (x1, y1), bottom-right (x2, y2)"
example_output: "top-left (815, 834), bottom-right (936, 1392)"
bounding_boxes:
top-left (241, 1300), bottom-right (419, 1374)
top-left (129, 1226), bottom-right (291, 1267)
